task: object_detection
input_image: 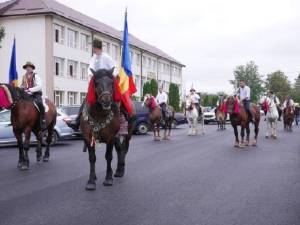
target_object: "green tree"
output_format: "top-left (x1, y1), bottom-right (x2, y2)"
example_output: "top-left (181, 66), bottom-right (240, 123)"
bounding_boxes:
top-left (291, 74), bottom-right (300, 103)
top-left (229, 61), bottom-right (264, 103)
top-left (149, 79), bottom-right (158, 97)
top-left (0, 26), bottom-right (5, 48)
top-left (169, 83), bottom-right (180, 111)
top-left (142, 81), bottom-right (150, 100)
top-left (265, 70), bottom-right (292, 102)
top-left (200, 92), bottom-right (219, 107)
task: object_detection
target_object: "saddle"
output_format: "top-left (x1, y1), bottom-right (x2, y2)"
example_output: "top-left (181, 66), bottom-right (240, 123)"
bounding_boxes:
top-left (33, 98), bottom-right (49, 113)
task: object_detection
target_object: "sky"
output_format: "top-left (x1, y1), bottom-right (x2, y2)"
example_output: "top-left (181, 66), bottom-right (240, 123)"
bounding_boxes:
top-left (6, 0), bottom-right (300, 94)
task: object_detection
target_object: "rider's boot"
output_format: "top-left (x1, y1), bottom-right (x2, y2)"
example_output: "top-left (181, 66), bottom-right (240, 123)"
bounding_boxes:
top-left (68, 103), bottom-right (83, 131)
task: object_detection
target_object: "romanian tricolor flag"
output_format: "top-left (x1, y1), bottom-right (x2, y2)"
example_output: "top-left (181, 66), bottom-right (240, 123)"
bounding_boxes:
top-left (118, 10), bottom-right (137, 114)
top-left (9, 38), bottom-right (18, 87)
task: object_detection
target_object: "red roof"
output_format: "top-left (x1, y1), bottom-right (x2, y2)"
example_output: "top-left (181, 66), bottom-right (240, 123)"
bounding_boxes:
top-left (0, 0), bottom-right (184, 66)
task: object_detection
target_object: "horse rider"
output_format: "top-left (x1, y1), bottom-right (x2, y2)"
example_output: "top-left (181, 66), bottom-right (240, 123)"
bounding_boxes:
top-left (69, 39), bottom-right (120, 130)
top-left (238, 80), bottom-right (253, 121)
top-left (20, 61), bottom-right (45, 128)
top-left (282, 95), bottom-right (295, 113)
top-left (156, 85), bottom-right (168, 118)
top-left (189, 88), bottom-right (201, 115)
top-left (215, 94), bottom-right (226, 114)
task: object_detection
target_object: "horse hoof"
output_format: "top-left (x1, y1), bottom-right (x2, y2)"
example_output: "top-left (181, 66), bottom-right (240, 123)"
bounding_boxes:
top-left (114, 169), bottom-right (125, 178)
top-left (234, 144), bottom-right (239, 148)
top-left (103, 178), bottom-right (113, 186)
top-left (85, 181), bottom-right (96, 191)
top-left (43, 157), bottom-right (49, 162)
top-left (252, 142), bottom-right (257, 146)
top-left (17, 162), bottom-right (22, 168)
top-left (265, 136), bottom-right (269, 139)
top-left (37, 156), bottom-right (42, 162)
top-left (239, 144), bottom-right (245, 148)
top-left (20, 164), bottom-right (29, 171)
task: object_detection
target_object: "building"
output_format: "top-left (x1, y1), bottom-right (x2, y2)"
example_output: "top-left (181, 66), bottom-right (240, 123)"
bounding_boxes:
top-left (0, 0), bottom-right (184, 106)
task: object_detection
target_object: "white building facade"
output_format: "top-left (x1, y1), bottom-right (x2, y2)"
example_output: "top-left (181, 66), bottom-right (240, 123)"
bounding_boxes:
top-left (0, 0), bottom-right (184, 107)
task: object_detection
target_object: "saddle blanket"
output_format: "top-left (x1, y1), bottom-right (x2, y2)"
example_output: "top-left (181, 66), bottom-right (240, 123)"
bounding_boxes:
top-left (33, 98), bottom-right (49, 113)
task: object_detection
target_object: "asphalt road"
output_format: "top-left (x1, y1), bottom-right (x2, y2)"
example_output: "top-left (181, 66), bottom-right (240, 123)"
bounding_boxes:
top-left (0, 122), bottom-right (299, 225)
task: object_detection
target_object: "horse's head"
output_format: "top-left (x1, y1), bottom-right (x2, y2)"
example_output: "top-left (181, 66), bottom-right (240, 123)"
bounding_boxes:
top-left (91, 68), bottom-right (114, 110)
top-left (226, 95), bottom-right (235, 114)
top-left (143, 94), bottom-right (151, 107)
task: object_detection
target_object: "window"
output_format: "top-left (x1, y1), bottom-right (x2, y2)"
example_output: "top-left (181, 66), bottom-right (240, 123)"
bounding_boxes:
top-left (54, 57), bottom-right (64, 76)
top-left (67, 60), bottom-right (77, 78)
top-left (130, 51), bottom-right (133, 64)
top-left (80, 92), bottom-right (86, 104)
top-left (68, 91), bottom-right (77, 106)
top-left (102, 41), bottom-right (110, 54)
top-left (80, 34), bottom-right (89, 51)
top-left (136, 53), bottom-right (140, 66)
top-left (54, 91), bottom-right (64, 106)
top-left (142, 56), bottom-right (146, 67)
top-left (54, 24), bottom-right (64, 44)
top-left (68, 29), bottom-right (77, 48)
top-left (135, 75), bottom-right (140, 87)
top-left (152, 60), bottom-right (156, 71)
top-left (166, 64), bottom-right (170, 74)
top-left (80, 63), bottom-right (88, 80)
top-left (147, 58), bottom-right (151, 69)
top-left (163, 63), bottom-right (166, 73)
top-left (112, 44), bottom-right (118, 60)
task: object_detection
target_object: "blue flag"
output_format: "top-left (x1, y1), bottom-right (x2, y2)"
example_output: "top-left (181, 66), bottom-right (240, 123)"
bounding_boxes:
top-left (9, 38), bottom-right (18, 87)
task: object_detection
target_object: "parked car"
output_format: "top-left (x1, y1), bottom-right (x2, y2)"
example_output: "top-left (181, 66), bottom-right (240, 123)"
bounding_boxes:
top-left (0, 109), bottom-right (74, 146)
top-left (203, 107), bottom-right (230, 124)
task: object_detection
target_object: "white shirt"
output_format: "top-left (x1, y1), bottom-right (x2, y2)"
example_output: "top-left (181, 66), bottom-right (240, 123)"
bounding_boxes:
top-left (190, 93), bottom-right (200, 104)
top-left (156, 91), bottom-right (168, 104)
top-left (272, 95), bottom-right (280, 106)
top-left (282, 99), bottom-right (294, 108)
top-left (88, 52), bottom-right (118, 77)
top-left (239, 85), bottom-right (251, 101)
top-left (21, 73), bottom-right (42, 94)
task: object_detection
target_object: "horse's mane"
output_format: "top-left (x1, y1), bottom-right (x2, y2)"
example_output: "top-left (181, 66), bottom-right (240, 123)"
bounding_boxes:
top-left (0, 83), bottom-right (32, 101)
top-left (93, 69), bottom-right (114, 81)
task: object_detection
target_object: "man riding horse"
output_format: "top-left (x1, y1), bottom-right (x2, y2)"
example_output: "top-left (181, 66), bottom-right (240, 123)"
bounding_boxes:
top-left (189, 87), bottom-right (201, 116)
top-left (69, 39), bottom-right (134, 131)
top-left (238, 80), bottom-right (254, 121)
top-left (20, 61), bottom-right (45, 128)
top-left (156, 85), bottom-right (168, 119)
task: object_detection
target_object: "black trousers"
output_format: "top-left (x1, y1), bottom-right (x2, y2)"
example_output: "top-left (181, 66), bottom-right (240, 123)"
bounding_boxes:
top-left (242, 99), bottom-right (251, 119)
top-left (159, 103), bottom-right (167, 117)
top-left (33, 93), bottom-right (45, 117)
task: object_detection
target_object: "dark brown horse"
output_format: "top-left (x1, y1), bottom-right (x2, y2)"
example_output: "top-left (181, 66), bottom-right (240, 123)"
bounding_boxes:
top-left (226, 96), bottom-right (260, 147)
top-left (0, 84), bottom-right (56, 170)
top-left (143, 94), bottom-right (174, 141)
top-left (283, 105), bottom-right (294, 132)
top-left (80, 68), bottom-right (136, 190)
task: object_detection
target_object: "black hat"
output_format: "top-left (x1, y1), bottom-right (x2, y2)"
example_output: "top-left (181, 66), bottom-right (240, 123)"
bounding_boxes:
top-left (23, 61), bottom-right (35, 70)
top-left (93, 39), bottom-right (102, 49)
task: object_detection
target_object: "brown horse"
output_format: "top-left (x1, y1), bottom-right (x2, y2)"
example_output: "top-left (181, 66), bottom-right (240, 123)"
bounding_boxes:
top-left (0, 84), bottom-right (56, 170)
top-left (215, 105), bottom-right (227, 130)
top-left (80, 68), bottom-right (136, 190)
top-left (143, 94), bottom-right (174, 141)
top-left (283, 105), bottom-right (294, 132)
top-left (226, 96), bottom-right (260, 147)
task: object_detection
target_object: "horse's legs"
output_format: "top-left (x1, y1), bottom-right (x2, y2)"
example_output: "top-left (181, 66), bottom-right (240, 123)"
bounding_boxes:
top-left (240, 125), bottom-right (245, 147)
top-left (33, 129), bottom-right (43, 162)
top-left (14, 130), bottom-right (24, 168)
top-left (233, 125), bottom-right (239, 147)
top-left (115, 136), bottom-right (128, 177)
top-left (22, 128), bottom-right (32, 170)
top-left (245, 124), bottom-right (250, 146)
top-left (103, 143), bottom-right (114, 186)
top-left (85, 142), bottom-right (96, 190)
top-left (44, 125), bottom-right (54, 162)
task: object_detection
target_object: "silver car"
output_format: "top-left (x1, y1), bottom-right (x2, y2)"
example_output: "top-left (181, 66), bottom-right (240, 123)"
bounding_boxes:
top-left (0, 108), bottom-right (74, 146)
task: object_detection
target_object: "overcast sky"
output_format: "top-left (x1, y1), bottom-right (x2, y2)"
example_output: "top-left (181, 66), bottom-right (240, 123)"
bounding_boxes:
top-left (22, 0), bottom-right (300, 93)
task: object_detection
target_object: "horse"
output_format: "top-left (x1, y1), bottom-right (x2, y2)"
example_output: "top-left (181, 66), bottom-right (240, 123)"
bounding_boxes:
top-left (283, 105), bottom-right (294, 132)
top-left (226, 96), bottom-right (260, 148)
top-left (80, 68), bottom-right (136, 190)
top-left (0, 84), bottom-right (56, 170)
top-left (143, 94), bottom-right (175, 141)
top-left (260, 96), bottom-right (278, 139)
top-left (185, 96), bottom-right (198, 136)
top-left (215, 104), bottom-right (227, 130)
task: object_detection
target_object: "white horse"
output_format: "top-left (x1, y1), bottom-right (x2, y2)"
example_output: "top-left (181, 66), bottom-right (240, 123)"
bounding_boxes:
top-left (185, 96), bottom-right (199, 136)
top-left (260, 96), bottom-right (279, 139)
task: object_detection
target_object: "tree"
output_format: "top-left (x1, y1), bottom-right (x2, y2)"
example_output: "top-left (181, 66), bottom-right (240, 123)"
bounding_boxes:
top-left (0, 26), bottom-right (5, 48)
top-left (229, 61), bottom-right (264, 103)
top-left (291, 74), bottom-right (300, 103)
top-left (200, 93), bottom-right (219, 107)
top-left (142, 81), bottom-right (150, 100)
top-left (168, 83), bottom-right (180, 111)
top-left (149, 79), bottom-right (158, 97)
top-left (265, 70), bottom-right (292, 102)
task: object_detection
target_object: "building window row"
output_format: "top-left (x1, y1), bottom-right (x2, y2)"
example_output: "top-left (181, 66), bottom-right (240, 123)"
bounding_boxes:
top-left (54, 57), bottom-right (88, 80)
top-left (54, 23), bottom-right (90, 52)
top-left (54, 91), bottom-right (87, 106)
